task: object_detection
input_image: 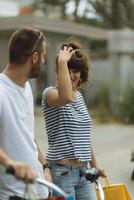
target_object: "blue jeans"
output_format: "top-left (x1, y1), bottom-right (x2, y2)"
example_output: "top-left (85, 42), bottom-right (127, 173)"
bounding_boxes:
top-left (49, 162), bottom-right (97, 200)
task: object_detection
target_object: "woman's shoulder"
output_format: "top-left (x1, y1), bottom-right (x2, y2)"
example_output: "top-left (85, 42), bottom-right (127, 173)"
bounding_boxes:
top-left (42, 86), bottom-right (56, 100)
top-left (76, 90), bottom-right (85, 103)
top-left (76, 90), bottom-right (83, 97)
top-left (43, 85), bottom-right (56, 93)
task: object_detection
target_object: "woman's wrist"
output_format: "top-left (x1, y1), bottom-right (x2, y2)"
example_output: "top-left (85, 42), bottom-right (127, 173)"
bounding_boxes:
top-left (58, 59), bottom-right (68, 66)
top-left (42, 163), bottom-right (50, 170)
top-left (89, 161), bottom-right (98, 168)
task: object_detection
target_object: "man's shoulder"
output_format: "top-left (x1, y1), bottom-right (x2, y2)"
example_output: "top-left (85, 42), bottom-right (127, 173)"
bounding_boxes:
top-left (0, 82), bottom-right (6, 109)
top-left (25, 81), bottom-right (31, 89)
top-left (0, 74), bottom-right (8, 90)
top-left (0, 82), bottom-right (5, 93)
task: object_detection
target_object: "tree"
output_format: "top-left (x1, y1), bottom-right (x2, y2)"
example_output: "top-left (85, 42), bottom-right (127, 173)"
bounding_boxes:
top-left (85, 0), bottom-right (134, 29)
top-left (31, 0), bottom-right (134, 29)
top-left (73, 0), bottom-right (81, 22)
top-left (32, 0), bottom-right (83, 21)
top-left (32, 0), bottom-right (68, 19)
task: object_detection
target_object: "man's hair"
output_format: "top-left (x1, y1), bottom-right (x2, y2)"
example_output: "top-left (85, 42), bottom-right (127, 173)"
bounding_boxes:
top-left (8, 28), bottom-right (45, 64)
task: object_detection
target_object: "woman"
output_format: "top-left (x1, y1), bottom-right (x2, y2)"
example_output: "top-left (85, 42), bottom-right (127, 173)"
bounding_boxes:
top-left (42, 38), bottom-right (105, 200)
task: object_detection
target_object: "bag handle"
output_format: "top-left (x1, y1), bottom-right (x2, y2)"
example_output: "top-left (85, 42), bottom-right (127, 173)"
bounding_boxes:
top-left (103, 177), bottom-right (110, 188)
top-left (95, 180), bottom-right (105, 200)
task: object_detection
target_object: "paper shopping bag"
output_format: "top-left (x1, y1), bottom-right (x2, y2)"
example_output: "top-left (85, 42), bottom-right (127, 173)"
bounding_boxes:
top-left (96, 178), bottom-right (132, 200)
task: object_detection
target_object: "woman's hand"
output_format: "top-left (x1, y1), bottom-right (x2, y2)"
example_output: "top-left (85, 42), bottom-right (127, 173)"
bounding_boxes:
top-left (97, 167), bottom-right (106, 178)
top-left (58, 46), bottom-right (74, 64)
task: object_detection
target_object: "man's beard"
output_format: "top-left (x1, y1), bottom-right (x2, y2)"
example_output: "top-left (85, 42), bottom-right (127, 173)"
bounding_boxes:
top-left (29, 60), bottom-right (42, 79)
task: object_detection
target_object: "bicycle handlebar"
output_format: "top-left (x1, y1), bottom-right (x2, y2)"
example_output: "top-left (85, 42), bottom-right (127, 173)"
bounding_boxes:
top-left (6, 166), bottom-right (104, 200)
top-left (83, 168), bottom-right (100, 182)
top-left (6, 165), bottom-right (15, 175)
top-left (6, 165), bottom-right (73, 200)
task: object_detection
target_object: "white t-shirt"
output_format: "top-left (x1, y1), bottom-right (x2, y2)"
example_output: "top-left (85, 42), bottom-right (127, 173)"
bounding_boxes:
top-left (0, 73), bottom-right (48, 199)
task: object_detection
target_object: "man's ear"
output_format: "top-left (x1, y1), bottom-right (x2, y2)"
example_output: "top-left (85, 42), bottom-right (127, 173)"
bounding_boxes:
top-left (31, 52), bottom-right (39, 64)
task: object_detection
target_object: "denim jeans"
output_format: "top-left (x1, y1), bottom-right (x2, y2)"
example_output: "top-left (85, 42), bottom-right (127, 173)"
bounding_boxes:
top-left (49, 162), bottom-right (97, 200)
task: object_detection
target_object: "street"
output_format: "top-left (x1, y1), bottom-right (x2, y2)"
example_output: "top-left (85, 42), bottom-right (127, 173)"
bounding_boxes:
top-left (35, 111), bottom-right (134, 198)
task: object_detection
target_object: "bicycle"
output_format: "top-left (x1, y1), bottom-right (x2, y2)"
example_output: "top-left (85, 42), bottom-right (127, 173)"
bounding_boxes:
top-left (6, 166), bottom-right (104, 200)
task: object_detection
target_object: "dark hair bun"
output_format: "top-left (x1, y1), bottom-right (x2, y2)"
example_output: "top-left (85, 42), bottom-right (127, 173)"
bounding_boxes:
top-left (74, 49), bottom-right (83, 59)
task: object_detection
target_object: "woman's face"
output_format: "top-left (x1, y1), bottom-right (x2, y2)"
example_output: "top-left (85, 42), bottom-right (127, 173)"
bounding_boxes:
top-left (69, 68), bottom-right (81, 90)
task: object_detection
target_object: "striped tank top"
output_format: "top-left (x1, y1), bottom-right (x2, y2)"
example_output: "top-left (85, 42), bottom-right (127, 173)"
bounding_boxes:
top-left (41, 86), bottom-right (92, 161)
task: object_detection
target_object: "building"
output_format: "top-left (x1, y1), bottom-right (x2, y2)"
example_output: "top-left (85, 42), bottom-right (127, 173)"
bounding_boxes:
top-left (0, 15), bottom-right (108, 104)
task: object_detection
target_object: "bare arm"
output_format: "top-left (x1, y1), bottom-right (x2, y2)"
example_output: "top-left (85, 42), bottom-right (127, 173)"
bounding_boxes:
top-left (35, 141), bottom-right (52, 182)
top-left (90, 147), bottom-right (106, 178)
top-left (90, 148), bottom-right (98, 168)
top-left (35, 141), bottom-right (47, 165)
top-left (0, 148), bottom-right (12, 167)
top-left (0, 148), bottom-right (37, 183)
top-left (44, 46), bottom-right (75, 107)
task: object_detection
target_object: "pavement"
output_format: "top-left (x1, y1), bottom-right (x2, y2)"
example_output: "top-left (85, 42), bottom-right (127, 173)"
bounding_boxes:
top-left (35, 109), bottom-right (134, 199)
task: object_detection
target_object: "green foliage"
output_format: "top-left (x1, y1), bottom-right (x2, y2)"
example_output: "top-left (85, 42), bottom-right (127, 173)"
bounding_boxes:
top-left (32, 0), bottom-right (134, 29)
top-left (32, 0), bottom-right (68, 18)
top-left (89, 84), bottom-right (111, 123)
top-left (86, 0), bottom-right (134, 29)
top-left (89, 83), bottom-right (134, 124)
top-left (118, 85), bottom-right (134, 124)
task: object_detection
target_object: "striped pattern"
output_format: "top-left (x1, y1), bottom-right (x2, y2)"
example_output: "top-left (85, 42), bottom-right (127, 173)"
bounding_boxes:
top-left (42, 86), bottom-right (92, 161)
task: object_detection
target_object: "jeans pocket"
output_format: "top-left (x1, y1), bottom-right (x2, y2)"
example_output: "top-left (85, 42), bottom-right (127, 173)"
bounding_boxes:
top-left (50, 163), bottom-right (70, 177)
top-left (60, 170), bottom-right (70, 176)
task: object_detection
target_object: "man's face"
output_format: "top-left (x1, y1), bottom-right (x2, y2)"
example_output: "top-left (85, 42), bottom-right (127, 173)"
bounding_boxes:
top-left (30, 41), bottom-right (46, 78)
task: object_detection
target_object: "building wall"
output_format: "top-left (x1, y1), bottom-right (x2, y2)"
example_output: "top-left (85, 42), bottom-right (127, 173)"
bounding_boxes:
top-left (1, 17), bottom-right (133, 111)
top-left (0, 31), bottom-right (12, 70)
top-left (89, 59), bottom-right (110, 95)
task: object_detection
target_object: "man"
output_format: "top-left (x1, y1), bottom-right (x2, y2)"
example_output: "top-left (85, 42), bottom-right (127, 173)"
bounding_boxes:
top-left (0, 28), bottom-right (49, 199)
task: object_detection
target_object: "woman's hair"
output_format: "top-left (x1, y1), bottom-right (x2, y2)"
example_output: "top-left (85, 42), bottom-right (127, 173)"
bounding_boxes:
top-left (57, 37), bottom-right (91, 85)
top-left (8, 28), bottom-right (45, 64)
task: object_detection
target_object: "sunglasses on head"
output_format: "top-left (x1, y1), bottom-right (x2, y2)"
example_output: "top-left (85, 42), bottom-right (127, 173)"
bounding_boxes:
top-left (31, 30), bottom-right (43, 53)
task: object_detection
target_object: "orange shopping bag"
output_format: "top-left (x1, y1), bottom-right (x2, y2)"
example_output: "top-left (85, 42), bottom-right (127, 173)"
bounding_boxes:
top-left (96, 178), bottom-right (132, 200)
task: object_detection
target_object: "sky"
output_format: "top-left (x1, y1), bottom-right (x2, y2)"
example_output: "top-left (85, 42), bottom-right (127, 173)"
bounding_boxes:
top-left (66, 0), bottom-right (87, 16)
top-left (0, 0), bottom-right (88, 17)
top-left (0, 0), bottom-right (18, 16)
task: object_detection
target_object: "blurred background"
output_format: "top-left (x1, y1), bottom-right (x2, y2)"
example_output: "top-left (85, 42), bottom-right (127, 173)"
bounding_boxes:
top-left (0, 0), bottom-right (134, 197)
top-left (0, 0), bottom-right (134, 124)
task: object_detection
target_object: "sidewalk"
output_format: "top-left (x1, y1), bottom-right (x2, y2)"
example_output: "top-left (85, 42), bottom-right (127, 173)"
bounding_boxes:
top-left (92, 123), bottom-right (134, 198)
